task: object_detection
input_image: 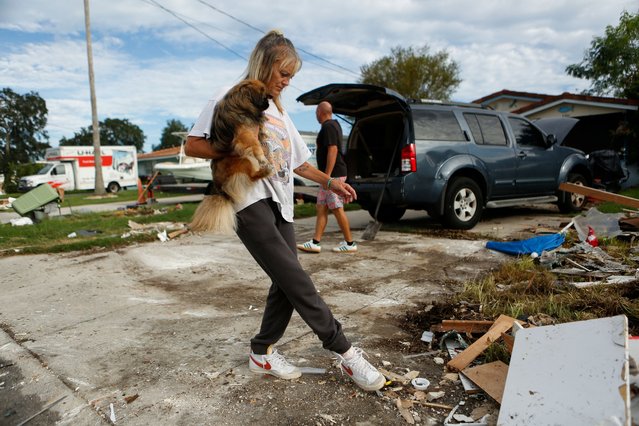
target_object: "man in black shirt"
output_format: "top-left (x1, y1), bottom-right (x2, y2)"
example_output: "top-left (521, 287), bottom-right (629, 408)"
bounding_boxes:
top-left (297, 101), bottom-right (357, 253)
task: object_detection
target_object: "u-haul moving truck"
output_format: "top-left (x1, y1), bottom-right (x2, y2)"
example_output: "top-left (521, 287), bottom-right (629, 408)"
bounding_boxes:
top-left (19, 146), bottom-right (138, 193)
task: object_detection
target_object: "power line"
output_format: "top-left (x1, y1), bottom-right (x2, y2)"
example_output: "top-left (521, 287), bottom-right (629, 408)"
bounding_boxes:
top-left (195, 0), bottom-right (264, 34)
top-left (194, 0), bottom-right (360, 78)
top-left (142, 0), bottom-right (246, 60)
top-left (141, 0), bottom-right (359, 82)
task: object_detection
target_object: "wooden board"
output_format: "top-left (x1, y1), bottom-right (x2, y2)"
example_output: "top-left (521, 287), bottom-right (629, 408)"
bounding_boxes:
top-left (446, 314), bottom-right (516, 372)
top-left (462, 361), bottom-right (509, 404)
top-left (501, 332), bottom-right (514, 353)
top-left (559, 182), bottom-right (639, 209)
top-left (440, 320), bottom-right (494, 334)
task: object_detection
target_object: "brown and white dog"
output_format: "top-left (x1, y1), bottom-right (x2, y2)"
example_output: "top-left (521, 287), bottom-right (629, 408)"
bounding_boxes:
top-left (189, 80), bottom-right (273, 234)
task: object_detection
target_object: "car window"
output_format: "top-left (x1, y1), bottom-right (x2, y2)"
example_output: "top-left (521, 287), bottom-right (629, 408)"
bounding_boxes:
top-left (464, 113), bottom-right (507, 146)
top-left (412, 109), bottom-right (465, 141)
top-left (508, 117), bottom-right (546, 148)
top-left (53, 165), bottom-right (66, 175)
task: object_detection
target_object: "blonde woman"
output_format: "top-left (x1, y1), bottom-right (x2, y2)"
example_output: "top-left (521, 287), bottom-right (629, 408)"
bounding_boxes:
top-left (185, 30), bottom-right (384, 392)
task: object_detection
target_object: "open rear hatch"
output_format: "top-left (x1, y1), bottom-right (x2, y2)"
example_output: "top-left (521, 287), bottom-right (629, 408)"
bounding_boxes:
top-left (297, 84), bottom-right (412, 180)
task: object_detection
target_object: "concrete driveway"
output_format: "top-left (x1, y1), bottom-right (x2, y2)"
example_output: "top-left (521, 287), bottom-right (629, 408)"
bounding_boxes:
top-left (0, 201), bottom-right (569, 425)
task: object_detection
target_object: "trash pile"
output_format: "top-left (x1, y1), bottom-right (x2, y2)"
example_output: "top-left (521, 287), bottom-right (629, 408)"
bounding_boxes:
top-left (391, 313), bottom-right (633, 425)
top-left (391, 197), bottom-right (639, 424)
top-left (487, 207), bottom-right (639, 289)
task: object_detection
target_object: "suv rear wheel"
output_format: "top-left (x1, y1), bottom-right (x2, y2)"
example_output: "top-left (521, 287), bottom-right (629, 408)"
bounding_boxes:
top-left (558, 172), bottom-right (587, 213)
top-left (367, 205), bottom-right (406, 222)
top-left (443, 177), bottom-right (484, 229)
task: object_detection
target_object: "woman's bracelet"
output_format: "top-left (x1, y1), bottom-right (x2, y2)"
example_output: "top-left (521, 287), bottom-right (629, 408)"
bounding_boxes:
top-left (326, 177), bottom-right (335, 190)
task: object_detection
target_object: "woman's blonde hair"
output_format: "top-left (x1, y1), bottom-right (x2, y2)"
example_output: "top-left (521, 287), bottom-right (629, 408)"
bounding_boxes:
top-left (244, 30), bottom-right (302, 113)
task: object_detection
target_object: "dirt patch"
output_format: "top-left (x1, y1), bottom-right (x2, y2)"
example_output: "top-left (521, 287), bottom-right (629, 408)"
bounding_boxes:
top-left (0, 357), bottom-right (62, 426)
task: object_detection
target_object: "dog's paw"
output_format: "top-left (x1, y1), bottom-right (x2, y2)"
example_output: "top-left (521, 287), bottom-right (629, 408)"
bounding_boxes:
top-left (257, 161), bottom-right (274, 178)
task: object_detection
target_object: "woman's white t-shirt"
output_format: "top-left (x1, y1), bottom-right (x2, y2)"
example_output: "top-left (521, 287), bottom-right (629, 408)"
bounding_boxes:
top-left (189, 90), bottom-right (311, 222)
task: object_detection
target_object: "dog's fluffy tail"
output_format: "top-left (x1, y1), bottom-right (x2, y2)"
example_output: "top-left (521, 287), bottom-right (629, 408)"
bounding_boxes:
top-left (189, 195), bottom-right (236, 234)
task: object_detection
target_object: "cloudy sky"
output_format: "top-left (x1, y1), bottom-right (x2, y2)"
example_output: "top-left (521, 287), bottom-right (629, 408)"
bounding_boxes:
top-left (1, 0), bottom-right (636, 152)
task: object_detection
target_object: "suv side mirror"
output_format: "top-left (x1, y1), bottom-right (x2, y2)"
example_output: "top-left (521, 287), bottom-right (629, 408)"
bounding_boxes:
top-left (546, 134), bottom-right (557, 146)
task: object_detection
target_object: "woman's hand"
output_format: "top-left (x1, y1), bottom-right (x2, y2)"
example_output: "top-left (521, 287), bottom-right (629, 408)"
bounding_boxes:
top-left (294, 162), bottom-right (357, 203)
top-left (326, 178), bottom-right (357, 203)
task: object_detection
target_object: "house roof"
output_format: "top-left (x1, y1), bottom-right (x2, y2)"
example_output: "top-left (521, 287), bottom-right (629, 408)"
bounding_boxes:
top-left (512, 92), bottom-right (639, 115)
top-left (472, 89), bottom-right (550, 105)
top-left (138, 146), bottom-right (181, 160)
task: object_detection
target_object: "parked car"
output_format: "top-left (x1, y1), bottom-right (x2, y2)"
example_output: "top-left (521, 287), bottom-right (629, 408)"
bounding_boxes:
top-left (297, 84), bottom-right (592, 229)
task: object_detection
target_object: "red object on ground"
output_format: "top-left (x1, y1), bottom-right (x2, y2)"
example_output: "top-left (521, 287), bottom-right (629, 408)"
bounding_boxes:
top-left (587, 226), bottom-right (599, 247)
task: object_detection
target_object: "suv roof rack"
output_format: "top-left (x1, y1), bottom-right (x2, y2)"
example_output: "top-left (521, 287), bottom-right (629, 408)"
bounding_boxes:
top-left (407, 98), bottom-right (486, 109)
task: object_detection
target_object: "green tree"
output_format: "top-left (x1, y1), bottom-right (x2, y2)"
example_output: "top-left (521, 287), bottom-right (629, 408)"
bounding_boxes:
top-left (153, 119), bottom-right (189, 151)
top-left (0, 88), bottom-right (50, 178)
top-left (566, 10), bottom-right (639, 99)
top-left (359, 45), bottom-right (461, 100)
top-left (60, 118), bottom-right (145, 152)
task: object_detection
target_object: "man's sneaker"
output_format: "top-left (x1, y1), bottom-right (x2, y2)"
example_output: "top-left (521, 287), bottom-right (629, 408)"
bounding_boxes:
top-left (249, 348), bottom-right (302, 379)
top-left (297, 239), bottom-right (321, 253)
top-left (333, 347), bottom-right (385, 391)
top-left (332, 241), bottom-right (358, 253)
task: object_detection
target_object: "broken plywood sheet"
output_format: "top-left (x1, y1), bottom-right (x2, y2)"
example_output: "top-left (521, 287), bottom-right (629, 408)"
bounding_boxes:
top-left (497, 315), bottom-right (629, 426)
top-left (463, 361), bottom-right (508, 404)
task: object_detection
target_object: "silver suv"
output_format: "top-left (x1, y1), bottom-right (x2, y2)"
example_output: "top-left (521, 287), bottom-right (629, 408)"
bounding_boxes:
top-left (297, 84), bottom-right (591, 229)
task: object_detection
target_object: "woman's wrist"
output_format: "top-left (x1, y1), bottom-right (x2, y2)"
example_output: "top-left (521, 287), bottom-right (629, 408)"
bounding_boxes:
top-left (326, 177), bottom-right (335, 190)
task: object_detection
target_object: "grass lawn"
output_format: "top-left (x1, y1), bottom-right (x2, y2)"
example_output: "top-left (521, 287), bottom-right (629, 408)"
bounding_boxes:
top-left (0, 198), bottom-right (357, 256)
top-left (1, 187), bottom-right (192, 207)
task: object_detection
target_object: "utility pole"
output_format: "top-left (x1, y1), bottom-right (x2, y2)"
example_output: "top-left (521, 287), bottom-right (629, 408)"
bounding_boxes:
top-left (83, 0), bottom-right (106, 195)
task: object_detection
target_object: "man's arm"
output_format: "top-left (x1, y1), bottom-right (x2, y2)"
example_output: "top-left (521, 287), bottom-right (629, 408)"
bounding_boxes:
top-left (184, 136), bottom-right (224, 159)
top-left (325, 145), bottom-right (337, 177)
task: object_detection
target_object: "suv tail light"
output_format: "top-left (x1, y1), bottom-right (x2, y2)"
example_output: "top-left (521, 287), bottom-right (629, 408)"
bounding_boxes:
top-left (401, 144), bottom-right (416, 172)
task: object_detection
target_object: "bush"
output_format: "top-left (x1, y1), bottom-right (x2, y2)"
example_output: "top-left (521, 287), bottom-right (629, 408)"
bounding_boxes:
top-left (2, 162), bottom-right (45, 193)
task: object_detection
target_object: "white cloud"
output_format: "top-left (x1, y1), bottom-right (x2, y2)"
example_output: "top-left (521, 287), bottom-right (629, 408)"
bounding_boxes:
top-left (1, 0), bottom-right (635, 151)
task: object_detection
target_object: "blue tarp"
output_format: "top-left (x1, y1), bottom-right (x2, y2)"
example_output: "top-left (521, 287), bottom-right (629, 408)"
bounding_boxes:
top-left (486, 233), bottom-right (565, 256)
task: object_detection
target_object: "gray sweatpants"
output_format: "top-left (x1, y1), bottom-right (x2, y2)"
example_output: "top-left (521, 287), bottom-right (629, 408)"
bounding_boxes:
top-left (236, 198), bottom-right (351, 355)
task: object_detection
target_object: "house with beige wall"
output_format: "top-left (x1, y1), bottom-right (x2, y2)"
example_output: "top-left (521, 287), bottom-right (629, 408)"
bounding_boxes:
top-left (474, 90), bottom-right (639, 186)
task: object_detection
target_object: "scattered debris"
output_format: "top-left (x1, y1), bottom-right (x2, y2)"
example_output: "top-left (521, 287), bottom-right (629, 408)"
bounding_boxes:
top-left (109, 402), bottom-right (116, 423)
top-left (0, 197), bottom-right (16, 210)
top-left (395, 398), bottom-right (415, 424)
top-left (299, 367), bottom-right (326, 375)
top-left (410, 377), bottom-right (430, 391)
top-left (10, 217), bottom-right (33, 226)
top-left (447, 315), bottom-right (519, 372)
top-left (431, 320), bottom-right (494, 334)
top-left (462, 361), bottom-right (508, 404)
top-left (124, 394), bottom-right (139, 404)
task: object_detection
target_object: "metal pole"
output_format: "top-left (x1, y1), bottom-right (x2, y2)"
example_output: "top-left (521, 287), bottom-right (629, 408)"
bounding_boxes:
top-left (83, 0), bottom-right (105, 195)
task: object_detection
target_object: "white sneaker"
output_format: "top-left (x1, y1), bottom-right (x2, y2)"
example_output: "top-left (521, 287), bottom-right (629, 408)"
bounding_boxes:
top-left (297, 239), bottom-right (321, 253)
top-left (332, 241), bottom-right (358, 253)
top-left (333, 347), bottom-right (385, 391)
top-left (249, 348), bottom-right (302, 379)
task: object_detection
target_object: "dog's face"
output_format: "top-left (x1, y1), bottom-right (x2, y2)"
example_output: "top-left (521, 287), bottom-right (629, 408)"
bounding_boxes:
top-left (237, 80), bottom-right (269, 113)
top-left (212, 80), bottom-right (270, 147)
